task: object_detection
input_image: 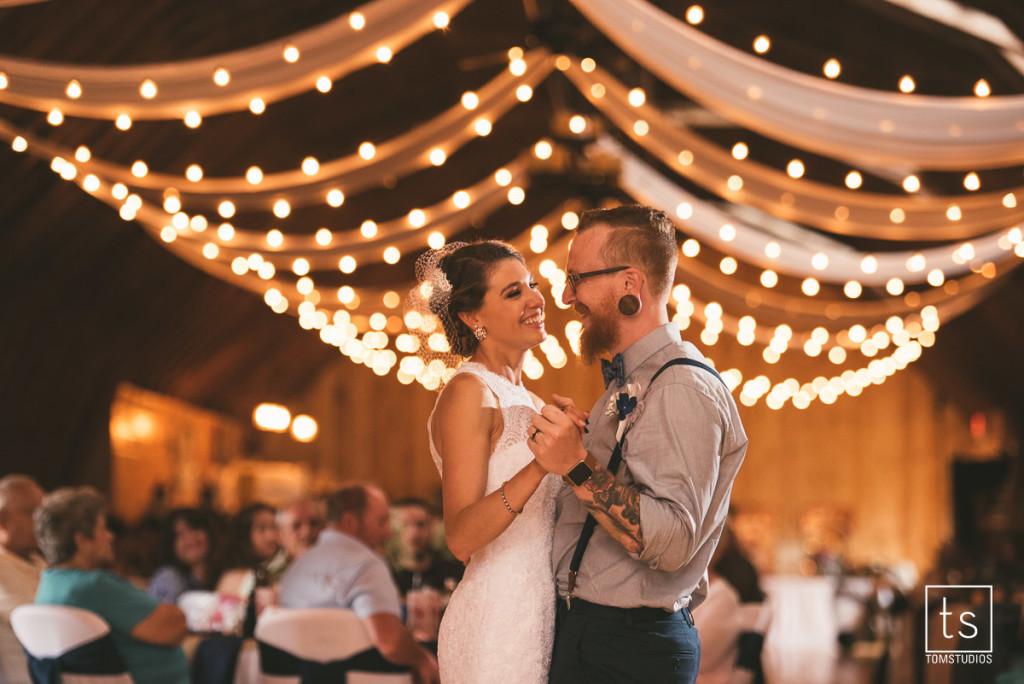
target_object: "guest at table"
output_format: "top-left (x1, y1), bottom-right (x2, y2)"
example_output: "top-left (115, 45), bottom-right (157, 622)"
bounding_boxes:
top-left (0, 475), bottom-right (46, 684)
top-left (278, 482), bottom-right (439, 684)
top-left (276, 497), bottom-right (325, 564)
top-left (33, 487), bottom-right (189, 684)
top-left (387, 497), bottom-right (462, 597)
top-left (148, 508), bottom-right (224, 604)
top-left (216, 502), bottom-right (283, 599)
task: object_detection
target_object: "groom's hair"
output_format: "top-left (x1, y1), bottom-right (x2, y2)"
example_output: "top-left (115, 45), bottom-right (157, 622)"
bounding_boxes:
top-left (577, 205), bottom-right (678, 298)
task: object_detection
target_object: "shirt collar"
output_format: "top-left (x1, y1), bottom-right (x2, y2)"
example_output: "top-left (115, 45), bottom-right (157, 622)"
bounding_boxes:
top-left (618, 323), bottom-right (681, 383)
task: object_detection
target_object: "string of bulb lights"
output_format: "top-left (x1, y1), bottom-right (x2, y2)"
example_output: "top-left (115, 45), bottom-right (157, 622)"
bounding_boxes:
top-left (2, 0), bottom-right (1023, 408)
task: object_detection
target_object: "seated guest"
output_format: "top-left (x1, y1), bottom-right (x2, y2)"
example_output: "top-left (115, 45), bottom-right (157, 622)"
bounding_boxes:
top-left (278, 483), bottom-right (439, 684)
top-left (33, 487), bottom-right (189, 684)
top-left (216, 502), bottom-right (283, 599)
top-left (702, 522), bottom-right (768, 684)
top-left (148, 508), bottom-right (223, 604)
top-left (388, 497), bottom-right (463, 596)
top-left (714, 521), bottom-right (766, 604)
top-left (276, 497), bottom-right (325, 564)
top-left (0, 475), bottom-right (46, 684)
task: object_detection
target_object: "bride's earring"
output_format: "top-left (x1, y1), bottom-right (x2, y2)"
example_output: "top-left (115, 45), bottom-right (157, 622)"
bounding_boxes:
top-left (473, 326), bottom-right (487, 341)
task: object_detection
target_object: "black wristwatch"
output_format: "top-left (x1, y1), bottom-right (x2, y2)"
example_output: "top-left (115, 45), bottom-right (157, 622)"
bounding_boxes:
top-left (563, 452), bottom-right (596, 488)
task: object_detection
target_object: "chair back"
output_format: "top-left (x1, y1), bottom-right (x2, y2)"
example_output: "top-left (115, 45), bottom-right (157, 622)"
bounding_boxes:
top-left (254, 608), bottom-right (411, 684)
top-left (10, 604), bottom-right (133, 684)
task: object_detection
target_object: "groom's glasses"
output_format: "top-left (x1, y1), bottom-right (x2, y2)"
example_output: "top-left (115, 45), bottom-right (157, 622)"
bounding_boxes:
top-left (565, 266), bottom-right (630, 295)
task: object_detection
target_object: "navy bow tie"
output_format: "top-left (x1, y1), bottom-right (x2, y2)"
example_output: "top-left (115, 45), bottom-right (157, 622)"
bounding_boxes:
top-left (601, 354), bottom-right (626, 388)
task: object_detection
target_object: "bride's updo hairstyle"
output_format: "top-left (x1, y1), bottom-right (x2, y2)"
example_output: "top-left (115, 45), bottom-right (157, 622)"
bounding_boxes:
top-left (430, 241), bottom-right (524, 357)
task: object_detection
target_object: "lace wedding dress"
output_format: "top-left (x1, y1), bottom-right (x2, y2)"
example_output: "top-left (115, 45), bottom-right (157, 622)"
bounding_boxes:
top-left (428, 362), bottom-right (558, 683)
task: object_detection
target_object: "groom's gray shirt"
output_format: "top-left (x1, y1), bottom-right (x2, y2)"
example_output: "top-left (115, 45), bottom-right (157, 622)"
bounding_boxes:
top-left (552, 323), bottom-right (747, 611)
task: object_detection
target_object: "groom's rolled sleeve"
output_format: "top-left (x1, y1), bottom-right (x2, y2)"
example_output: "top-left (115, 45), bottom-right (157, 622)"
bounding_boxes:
top-left (628, 383), bottom-right (725, 572)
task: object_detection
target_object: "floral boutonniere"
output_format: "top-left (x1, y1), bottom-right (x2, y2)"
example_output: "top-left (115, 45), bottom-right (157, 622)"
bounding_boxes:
top-left (605, 382), bottom-right (644, 441)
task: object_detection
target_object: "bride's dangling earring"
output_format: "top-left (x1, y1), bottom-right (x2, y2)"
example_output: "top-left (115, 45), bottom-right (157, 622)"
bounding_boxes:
top-left (473, 326), bottom-right (488, 341)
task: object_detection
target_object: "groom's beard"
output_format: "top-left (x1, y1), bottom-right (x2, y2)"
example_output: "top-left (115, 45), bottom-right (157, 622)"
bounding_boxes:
top-left (576, 300), bottom-right (619, 366)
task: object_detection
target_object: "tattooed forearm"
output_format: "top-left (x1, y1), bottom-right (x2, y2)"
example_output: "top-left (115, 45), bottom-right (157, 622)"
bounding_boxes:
top-left (579, 466), bottom-right (645, 553)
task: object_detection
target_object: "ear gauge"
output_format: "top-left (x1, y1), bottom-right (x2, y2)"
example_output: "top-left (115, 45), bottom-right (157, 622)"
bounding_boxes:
top-left (618, 294), bottom-right (641, 316)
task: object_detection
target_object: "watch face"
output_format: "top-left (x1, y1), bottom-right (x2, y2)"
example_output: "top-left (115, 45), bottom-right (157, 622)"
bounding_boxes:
top-left (567, 461), bottom-right (593, 486)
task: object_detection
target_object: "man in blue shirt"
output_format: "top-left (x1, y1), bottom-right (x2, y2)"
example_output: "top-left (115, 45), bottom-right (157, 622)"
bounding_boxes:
top-left (279, 482), bottom-right (439, 684)
top-left (34, 487), bottom-right (190, 684)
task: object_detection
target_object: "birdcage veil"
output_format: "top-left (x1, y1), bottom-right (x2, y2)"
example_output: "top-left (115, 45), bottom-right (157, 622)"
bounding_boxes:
top-left (403, 242), bottom-right (469, 389)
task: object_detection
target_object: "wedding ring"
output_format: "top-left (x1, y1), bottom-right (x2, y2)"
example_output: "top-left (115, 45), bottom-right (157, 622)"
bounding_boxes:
top-left (530, 428), bottom-right (540, 442)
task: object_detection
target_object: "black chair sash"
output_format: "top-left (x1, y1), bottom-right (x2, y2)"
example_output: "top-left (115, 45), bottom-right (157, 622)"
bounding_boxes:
top-left (190, 635), bottom-right (244, 684)
top-left (25, 633), bottom-right (126, 684)
top-left (258, 641), bottom-right (410, 683)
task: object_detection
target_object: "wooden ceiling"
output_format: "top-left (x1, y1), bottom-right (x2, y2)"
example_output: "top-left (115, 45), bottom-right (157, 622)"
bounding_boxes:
top-left (1, 0), bottom-right (1022, 488)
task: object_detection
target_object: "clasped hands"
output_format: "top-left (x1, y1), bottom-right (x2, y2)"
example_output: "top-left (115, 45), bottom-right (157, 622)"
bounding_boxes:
top-left (527, 394), bottom-right (589, 476)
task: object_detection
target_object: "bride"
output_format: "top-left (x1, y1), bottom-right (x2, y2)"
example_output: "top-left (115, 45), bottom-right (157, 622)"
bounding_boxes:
top-left (418, 241), bottom-right (581, 683)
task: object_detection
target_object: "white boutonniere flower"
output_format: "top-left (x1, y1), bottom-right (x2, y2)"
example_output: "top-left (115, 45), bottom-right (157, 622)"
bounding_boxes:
top-left (605, 382), bottom-right (644, 441)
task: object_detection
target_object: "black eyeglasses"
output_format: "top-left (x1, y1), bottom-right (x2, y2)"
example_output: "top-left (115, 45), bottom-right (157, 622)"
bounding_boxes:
top-left (565, 266), bottom-right (629, 295)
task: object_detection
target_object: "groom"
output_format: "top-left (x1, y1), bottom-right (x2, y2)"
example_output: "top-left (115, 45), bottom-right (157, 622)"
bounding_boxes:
top-left (528, 205), bottom-right (748, 683)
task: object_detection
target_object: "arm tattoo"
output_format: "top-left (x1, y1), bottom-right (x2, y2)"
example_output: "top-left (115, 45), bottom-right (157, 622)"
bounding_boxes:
top-left (580, 466), bottom-right (645, 553)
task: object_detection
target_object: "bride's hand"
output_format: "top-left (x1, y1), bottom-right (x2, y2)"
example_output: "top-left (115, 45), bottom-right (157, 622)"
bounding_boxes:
top-left (550, 394), bottom-right (588, 433)
top-left (528, 404), bottom-right (587, 476)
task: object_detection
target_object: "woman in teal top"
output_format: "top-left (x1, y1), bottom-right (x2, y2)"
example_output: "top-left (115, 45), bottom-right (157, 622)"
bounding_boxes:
top-left (33, 487), bottom-right (190, 684)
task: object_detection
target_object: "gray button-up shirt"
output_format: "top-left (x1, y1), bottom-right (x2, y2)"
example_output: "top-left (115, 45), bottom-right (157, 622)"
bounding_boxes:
top-left (552, 323), bottom-right (748, 611)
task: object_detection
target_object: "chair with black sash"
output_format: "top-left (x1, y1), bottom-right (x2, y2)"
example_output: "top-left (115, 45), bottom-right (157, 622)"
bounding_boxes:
top-left (11, 604), bottom-right (133, 684)
top-left (254, 607), bottom-right (412, 684)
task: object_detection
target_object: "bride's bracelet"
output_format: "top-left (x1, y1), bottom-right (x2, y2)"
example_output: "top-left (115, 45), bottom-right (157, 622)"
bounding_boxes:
top-left (499, 481), bottom-right (521, 517)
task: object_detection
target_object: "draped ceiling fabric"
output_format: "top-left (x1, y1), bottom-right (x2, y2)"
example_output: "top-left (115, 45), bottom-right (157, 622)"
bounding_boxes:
top-left (568, 0), bottom-right (1024, 169)
top-left (1, 0), bottom-right (1023, 458)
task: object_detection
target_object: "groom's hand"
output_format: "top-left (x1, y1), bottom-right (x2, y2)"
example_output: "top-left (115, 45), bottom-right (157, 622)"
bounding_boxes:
top-left (550, 394), bottom-right (588, 432)
top-left (528, 404), bottom-right (587, 475)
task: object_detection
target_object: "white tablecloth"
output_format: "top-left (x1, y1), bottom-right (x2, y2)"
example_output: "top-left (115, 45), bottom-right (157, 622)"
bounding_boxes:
top-left (762, 575), bottom-right (840, 684)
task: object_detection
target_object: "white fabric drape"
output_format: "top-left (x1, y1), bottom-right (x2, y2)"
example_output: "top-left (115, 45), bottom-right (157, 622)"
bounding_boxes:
top-left (564, 61), bottom-right (1024, 241)
top-left (595, 136), bottom-right (1020, 285)
top-left (0, 51), bottom-right (553, 209)
top-left (672, 248), bottom-right (1003, 334)
top-left (77, 153), bottom-right (533, 292)
top-left (568, 0), bottom-right (1024, 169)
top-left (0, 0), bottom-right (471, 119)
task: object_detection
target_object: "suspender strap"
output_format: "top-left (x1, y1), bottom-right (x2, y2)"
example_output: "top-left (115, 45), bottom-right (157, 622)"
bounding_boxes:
top-left (649, 357), bottom-right (725, 387)
top-left (565, 356), bottom-right (724, 604)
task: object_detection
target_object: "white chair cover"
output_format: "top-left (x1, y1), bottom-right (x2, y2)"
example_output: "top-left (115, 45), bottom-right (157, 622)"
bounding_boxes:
top-left (254, 608), bottom-right (411, 684)
top-left (10, 604), bottom-right (133, 684)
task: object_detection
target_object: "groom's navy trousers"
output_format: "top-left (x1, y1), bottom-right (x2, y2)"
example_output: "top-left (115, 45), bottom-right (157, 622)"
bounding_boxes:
top-left (549, 597), bottom-right (700, 684)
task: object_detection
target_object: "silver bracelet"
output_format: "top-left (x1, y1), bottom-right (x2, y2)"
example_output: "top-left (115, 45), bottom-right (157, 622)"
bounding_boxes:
top-left (499, 480), bottom-right (520, 516)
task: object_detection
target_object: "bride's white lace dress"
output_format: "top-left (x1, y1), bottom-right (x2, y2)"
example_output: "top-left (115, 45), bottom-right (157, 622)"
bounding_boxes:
top-left (428, 362), bottom-right (558, 683)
